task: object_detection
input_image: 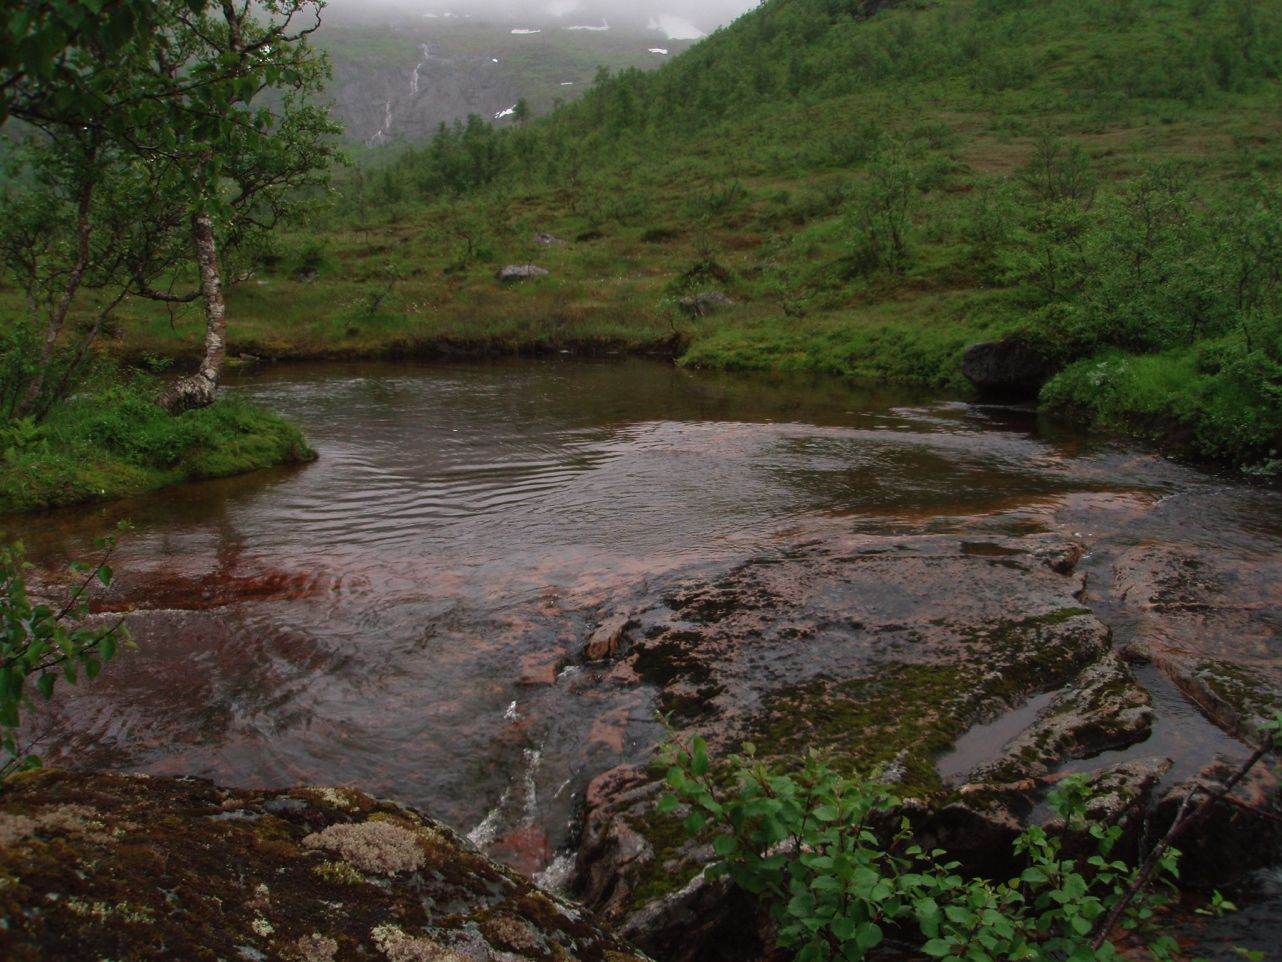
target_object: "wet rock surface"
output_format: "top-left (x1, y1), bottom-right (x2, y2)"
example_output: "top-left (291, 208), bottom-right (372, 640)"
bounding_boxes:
top-left (1110, 540), bottom-right (1282, 740)
top-left (569, 530), bottom-right (1123, 957)
top-left (567, 521), bottom-right (1282, 961)
top-left (0, 769), bottom-right (651, 962)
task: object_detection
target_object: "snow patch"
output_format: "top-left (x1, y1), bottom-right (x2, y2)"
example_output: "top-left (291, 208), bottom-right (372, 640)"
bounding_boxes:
top-left (560, 81), bottom-right (574, 85)
top-left (494, 104), bottom-right (517, 119)
top-left (492, 57), bottom-right (499, 63)
top-left (648, 14), bottom-right (704, 40)
top-left (511, 28), bottom-right (542, 34)
top-left (648, 47), bottom-right (669, 55)
top-left (566, 20), bottom-right (609, 31)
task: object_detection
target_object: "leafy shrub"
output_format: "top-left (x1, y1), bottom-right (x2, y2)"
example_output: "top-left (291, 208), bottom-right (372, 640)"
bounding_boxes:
top-left (656, 737), bottom-right (1251, 962)
top-left (1, 532), bottom-right (131, 781)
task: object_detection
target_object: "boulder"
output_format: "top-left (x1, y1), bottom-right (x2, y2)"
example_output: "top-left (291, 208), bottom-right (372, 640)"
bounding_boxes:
top-left (0, 769), bottom-right (651, 962)
top-left (497, 264), bottom-right (549, 282)
top-left (677, 292), bottom-right (734, 317)
top-left (585, 614), bottom-right (634, 662)
top-left (961, 339), bottom-right (1051, 400)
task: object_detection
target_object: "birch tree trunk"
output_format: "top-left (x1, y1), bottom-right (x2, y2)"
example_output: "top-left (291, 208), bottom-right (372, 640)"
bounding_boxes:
top-left (160, 211), bottom-right (226, 412)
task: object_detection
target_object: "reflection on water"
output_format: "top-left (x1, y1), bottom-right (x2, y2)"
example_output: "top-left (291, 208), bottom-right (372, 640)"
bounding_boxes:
top-left (5, 359), bottom-right (1281, 902)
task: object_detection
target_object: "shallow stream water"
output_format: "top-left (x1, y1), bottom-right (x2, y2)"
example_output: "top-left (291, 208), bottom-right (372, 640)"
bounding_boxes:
top-left (6, 358), bottom-right (1280, 957)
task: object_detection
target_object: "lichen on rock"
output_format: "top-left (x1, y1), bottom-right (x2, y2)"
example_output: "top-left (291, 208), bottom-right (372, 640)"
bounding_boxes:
top-left (0, 770), bottom-right (652, 962)
top-left (303, 819), bottom-right (427, 875)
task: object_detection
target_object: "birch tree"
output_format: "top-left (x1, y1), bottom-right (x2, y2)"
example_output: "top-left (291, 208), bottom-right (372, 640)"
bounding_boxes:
top-left (0, 0), bottom-right (340, 417)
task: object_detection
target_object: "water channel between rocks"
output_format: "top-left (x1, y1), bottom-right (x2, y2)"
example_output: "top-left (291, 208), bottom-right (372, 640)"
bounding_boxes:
top-left (7, 358), bottom-right (1281, 956)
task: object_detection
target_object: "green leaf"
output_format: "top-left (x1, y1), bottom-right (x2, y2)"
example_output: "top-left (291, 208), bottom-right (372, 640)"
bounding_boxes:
top-left (713, 833), bottom-right (739, 857)
top-left (855, 922), bottom-right (883, 951)
top-left (36, 673), bottom-right (55, 701)
top-left (691, 742), bottom-right (709, 777)
top-left (830, 916), bottom-right (857, 941)
top-left (922, 938), bottom-right (954, 958)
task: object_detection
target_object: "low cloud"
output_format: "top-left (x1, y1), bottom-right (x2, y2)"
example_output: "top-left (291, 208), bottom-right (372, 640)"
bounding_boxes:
top-left (325, 0), bottom-right (760, 34)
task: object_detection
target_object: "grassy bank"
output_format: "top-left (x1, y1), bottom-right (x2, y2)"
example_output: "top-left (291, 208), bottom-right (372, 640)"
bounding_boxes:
top-left (0, 380), bottom-right (315, 515)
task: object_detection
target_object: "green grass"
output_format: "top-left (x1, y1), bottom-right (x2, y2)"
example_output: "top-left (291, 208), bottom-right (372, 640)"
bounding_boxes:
top-left (0, 382), bottom-right (315, 515)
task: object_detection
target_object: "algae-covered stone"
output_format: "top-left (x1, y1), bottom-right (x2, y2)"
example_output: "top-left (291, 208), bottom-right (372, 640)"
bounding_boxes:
top-left (0, 770), bottom-right (651, 962)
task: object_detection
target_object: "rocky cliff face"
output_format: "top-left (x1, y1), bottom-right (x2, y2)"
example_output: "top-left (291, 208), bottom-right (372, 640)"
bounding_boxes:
top-left (0, 770), bottom-right (651, 962)
top-left (316, 17), bottom-right (695, 146)
top-left (325, 39), bottom-right (519, 146)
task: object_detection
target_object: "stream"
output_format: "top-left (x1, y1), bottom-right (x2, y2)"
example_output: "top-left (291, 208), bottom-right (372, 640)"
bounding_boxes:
top-left (6, 358), bottom-right (1280, 959)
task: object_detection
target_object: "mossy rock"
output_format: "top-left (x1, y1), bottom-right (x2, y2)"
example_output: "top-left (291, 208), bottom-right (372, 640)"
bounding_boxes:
top-left (0, 770), bottom-right (651, 962)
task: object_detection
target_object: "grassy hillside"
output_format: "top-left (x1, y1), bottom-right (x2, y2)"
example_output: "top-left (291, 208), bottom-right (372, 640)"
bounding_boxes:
top-left (103, 0), bottom-right (1282, 467)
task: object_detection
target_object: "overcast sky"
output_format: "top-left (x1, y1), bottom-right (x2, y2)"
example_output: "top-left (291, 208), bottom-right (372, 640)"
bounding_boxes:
top-left (328, 1), bottom-right (762, 33)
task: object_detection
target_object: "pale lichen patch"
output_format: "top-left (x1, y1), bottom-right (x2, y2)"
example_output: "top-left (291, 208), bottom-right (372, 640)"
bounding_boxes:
top-left (0, 804), bottom-right (117, 847)
top-left (64, 898), bottom-right (154, 924)
top-left (297, 933), bottom-right (339, 962)
top-left (301, 787), bottom-right (359, 811)
top-left (303, 820), bottom-right (426, 875)
top-left (371, 924), bottom-right (470, 962)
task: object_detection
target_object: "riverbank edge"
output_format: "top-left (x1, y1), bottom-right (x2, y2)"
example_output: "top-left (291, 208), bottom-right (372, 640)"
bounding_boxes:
top-left (0, 399), bottom-right (316, 518)
top-left (118, 327), bottom-right (1278, 476)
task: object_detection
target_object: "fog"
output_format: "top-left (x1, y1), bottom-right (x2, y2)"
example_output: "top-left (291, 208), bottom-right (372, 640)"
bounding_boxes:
top-left (323, 0), bottom-right (761, 35)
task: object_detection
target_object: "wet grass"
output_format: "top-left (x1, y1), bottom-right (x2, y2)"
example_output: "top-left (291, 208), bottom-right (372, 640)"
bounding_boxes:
top-left (0, 382), bottom-right (314, 516)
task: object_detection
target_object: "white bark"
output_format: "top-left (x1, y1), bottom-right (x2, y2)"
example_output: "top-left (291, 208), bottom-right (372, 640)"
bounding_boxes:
top-left (161, 211), bottom-right (226, 412)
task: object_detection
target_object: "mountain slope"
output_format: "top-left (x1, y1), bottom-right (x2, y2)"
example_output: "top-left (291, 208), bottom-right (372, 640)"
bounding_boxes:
top-left (315, 8), bottom-right (701, 145)
top-left (127, 0), bottom-right (1282, 466)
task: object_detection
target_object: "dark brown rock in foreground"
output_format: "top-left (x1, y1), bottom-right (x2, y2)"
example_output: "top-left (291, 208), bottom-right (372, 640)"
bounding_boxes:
top-left (0, 769), bottom-right (651, 962)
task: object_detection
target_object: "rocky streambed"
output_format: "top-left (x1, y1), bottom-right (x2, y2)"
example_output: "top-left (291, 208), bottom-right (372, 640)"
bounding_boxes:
top-left (566, 510), bottom-right (1281, 960)
top-left (5, 360), bottom-right (1281, 960)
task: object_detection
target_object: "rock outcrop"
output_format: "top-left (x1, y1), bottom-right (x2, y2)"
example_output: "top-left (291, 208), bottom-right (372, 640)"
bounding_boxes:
top-left (677, 292), bottom-right (734, 317)
top-left (961, 339), bottom-right (1051, 400)
top-left (562, 523), bottom-right (1282, 961)
top-left (0, 770), bottom-right (651, 962)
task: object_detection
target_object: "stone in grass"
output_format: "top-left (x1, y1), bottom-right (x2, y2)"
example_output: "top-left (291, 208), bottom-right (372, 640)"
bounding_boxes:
top-left (677, 291), bottom-right (735, 317)
top-left (0, 769), bottom-right (652, 962)
top-left (497, 264), bottom-right (550, 282)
